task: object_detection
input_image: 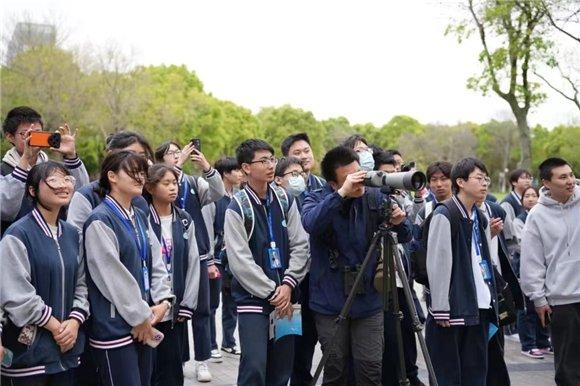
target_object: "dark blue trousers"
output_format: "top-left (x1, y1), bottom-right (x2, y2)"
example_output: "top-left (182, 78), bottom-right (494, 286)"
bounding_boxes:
top-left (221, 286), bottom-right (238, 348)
top-left (209, 275), bottom-right (222, 350)
top-left (290, 274), bottom-right (318, 386)
top-left (2, 370), bottom-right (74, 386)
top-left (517, 297), bottom-right (550, 352)
top-left (425, 311), bottom-right (491, 386)
top-left (152, 320), bottom-right (188, 386)
top-left (93, 343), bottom-right (152, 386)
top-left (192, 260), bottom-right (211, 361)
top-left (74, 329), bottom-right (101, 386)
top-left (237, 313), bottom-right (295, 386)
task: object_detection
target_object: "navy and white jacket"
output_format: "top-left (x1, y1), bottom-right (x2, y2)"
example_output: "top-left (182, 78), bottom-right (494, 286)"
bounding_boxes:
top-left (302, 185), bottom-right (413, 318)
top-left (426, 196), bottom-right (498, 326)
top-left (202, 193), bottom-right (233, 266)
top-left (83, 196), bottom-right (174, 350)
top-left (0, 208), bottom-right (89, 377)
top-left (176, 166), bottom-right (225, 265)
top-left (223, 185), bottom-right (310, 315)
top-left (148, 204), bottom-right (200, 321)
top-left (1, 148), bottom-right (90, 235)
top-left (67, 180), bottom-right (149, 232)
top-left (500, 191), bottom-right (526, 248)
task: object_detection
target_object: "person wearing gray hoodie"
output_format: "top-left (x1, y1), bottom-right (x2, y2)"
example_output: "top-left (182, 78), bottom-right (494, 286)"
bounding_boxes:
top-left (521, 157), bottom-right (580, 386)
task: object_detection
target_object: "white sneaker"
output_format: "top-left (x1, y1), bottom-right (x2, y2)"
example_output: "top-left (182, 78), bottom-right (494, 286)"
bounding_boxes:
top-left (196, 362), bottom-right (212, 382)
top-left (210, 349), bottom-right (223, 363)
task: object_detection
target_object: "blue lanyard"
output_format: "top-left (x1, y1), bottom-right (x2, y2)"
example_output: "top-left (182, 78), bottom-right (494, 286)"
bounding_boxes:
top-left (264, 192), bottom-right (277, 249)
top-left (104, 198), bottom-right (149, 273)
top-left (179, 176), bottom-right (189, 209)
top-left (161, 236), bottom-right (172, 273)
top-left (472, 210), bottom-right (482, 258)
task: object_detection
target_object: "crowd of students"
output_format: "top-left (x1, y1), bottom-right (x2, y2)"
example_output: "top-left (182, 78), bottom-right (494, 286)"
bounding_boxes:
top-left (0, 105), bottom-right (578, 386)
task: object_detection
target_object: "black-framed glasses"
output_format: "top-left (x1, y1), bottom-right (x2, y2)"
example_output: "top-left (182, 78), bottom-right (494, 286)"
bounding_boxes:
top-left (283, 170), bottom-right (306, 178)
top-left (249, 157), bottom-right (277, 167)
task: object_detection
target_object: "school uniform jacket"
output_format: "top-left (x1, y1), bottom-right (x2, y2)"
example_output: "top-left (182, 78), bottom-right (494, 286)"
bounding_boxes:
top-left (175, 166), bottom-right (225, 265)
top-left (67, 180), bottom-right (149, 232)
top-left (83, 196), bottom-right (174, 350)
top-left (0, 208), bottom-right (89, 377)
top-left (426, 195), bottom-right (499, 326)
top-left (202, 194), bottom-right (232, 266)
top-left (223, 185), bottom-right (310, 315)
top-left (1, 148), bottom-right (90, 234)
top-left (148, 204), bottom-right (200, 320)
top-left (500, 191), bottom-right (526, 246)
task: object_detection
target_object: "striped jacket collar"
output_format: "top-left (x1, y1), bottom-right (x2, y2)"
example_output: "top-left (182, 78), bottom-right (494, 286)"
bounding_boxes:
top-left (451, 195), bottom-right (471, 219)
top-left (104, 195), bottom-right (133, 221)
top-left (244, 184), bottom-right (272, 206)
top-left (510, 191), bottom-right (522, 206)
top-left (31, 207), bottom-right (62, 238)
top-left (148, 203), bottom-right (175, 225)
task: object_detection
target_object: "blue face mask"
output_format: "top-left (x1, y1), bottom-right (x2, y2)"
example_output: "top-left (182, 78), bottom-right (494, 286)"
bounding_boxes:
top-left (287, 176), bottom-right (307, 196)
top-left (358, 150), bottom-right (375, 171)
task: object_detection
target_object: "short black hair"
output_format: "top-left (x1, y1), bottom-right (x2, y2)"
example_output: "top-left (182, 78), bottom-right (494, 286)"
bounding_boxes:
top-left (373, 151), bottom-right (396, 170)
top-left (215, 157), bottom-right (240, 176)
top-left (539, 157), bottom-right (570, 181)
top-left (3, 106), bottom-right (43, 135)
top-left (509, 168), bottom-right (532, 188)
top-left (426, 161), bottom-right (453, 181)
top-left (451, 157), bottom-right (489, 193)
top-left (385, 149), bottom-right (402, 157)
top-left (280, 133), bottom-right (311, 156)
top-left (321, 146), bottom-right (359, 183)
top-left (342, 134), bottom-right (368, 150)
top-left (98, 150), bottom-right (150, 197)
top-left (105, 131), bottom-right (154, 160)
top-left (236, 139), bottom-right (274, 166)
top-left (154, 141), bottom-right (181, 163)
top-left (26, 161), bottom-right (71, 205)
top-left (275, 156), bottom-right (303, 177)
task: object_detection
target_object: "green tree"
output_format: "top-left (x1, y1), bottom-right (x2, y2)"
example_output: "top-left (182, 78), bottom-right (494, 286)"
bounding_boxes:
top-left (448, 0), bottom-right (552, 169)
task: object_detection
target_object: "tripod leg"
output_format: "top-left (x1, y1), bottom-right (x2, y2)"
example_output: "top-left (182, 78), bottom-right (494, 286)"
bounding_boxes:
top-left (391, 235), bottom-right (439, 386)
top-left (386, 238), bottom-right (410, 386)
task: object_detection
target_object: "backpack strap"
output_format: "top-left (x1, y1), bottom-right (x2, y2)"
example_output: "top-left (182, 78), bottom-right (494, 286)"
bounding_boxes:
top-left (271, 184), bottom-right (290, 220)
top-left (233, 189), bottom-right (255, 239)
top-left (439, 198), bottom-right (463, 238)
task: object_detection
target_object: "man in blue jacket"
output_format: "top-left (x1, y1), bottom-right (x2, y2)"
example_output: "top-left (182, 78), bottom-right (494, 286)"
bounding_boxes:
top-left (302, 146), bottom-right (412, 385)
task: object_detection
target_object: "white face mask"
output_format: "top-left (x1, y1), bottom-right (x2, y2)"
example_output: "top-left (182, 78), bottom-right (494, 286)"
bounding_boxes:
top-left (287, 176), bottom-right (307, 196)
top-left (358, 150), bottom-right (375, 172)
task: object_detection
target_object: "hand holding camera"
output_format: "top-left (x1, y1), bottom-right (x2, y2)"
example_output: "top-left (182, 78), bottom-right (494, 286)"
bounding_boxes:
top-left (338, 170), bottom-right (367, 198)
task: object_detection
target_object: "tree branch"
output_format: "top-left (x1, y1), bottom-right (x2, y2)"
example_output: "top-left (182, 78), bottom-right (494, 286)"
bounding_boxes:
top-left (540, 0), bottom-right (580, 43)
top-left (535, 70), bottom-right (580, 110)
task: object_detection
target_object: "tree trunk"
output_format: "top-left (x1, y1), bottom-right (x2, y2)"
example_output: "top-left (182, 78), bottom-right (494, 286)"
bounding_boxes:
top-left (513, 110), bottom-right (532, 170)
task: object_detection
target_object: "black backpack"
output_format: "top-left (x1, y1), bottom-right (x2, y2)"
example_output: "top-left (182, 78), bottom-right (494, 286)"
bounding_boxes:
top-left (411, 198), bottom-right (462, 286)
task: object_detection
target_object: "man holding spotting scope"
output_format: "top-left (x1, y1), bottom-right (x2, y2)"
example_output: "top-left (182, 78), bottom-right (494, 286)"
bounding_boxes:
top-left (302, 146), bottom-right (418, 385)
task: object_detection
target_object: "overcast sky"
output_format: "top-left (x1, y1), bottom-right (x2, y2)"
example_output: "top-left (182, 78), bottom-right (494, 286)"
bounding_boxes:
top-left (3, 0), bottom-right (579, 128)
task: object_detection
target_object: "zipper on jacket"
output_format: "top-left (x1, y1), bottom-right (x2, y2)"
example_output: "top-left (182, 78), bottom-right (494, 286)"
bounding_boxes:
top-left (54, 237), bottom-right (66, 321)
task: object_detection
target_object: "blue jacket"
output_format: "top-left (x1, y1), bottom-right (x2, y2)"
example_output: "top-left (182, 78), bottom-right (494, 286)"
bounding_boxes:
top-left (302, 185), bottom-right (413, 318)
top-left (83, 196), bottom-right (173, 349)
top-left (223, 185), bottom-right (310, 314)
top-left (0, 209), bottom-right (88, 376)
top-left (426, 196), bottom-right (499, 326)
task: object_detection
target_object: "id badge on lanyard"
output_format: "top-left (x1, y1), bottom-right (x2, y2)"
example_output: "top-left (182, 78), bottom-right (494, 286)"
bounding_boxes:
top-left (473, 211), bottom-right (491, 282)
top-left (266, 197), bottom-right (283, 270)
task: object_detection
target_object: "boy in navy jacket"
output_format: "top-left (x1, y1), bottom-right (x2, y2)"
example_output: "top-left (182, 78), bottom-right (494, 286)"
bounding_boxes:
top-left (223, 139), bottom-right (310, 386)
top-left (426, 158), bottom-right (499, 386)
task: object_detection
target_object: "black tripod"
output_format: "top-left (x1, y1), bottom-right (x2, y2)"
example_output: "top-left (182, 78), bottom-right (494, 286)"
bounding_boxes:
top-left (311, 198), bottom-right (438, 386)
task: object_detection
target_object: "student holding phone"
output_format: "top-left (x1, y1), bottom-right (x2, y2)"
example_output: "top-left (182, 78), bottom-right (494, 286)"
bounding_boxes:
top-left (1, 106), bottom-right (90, 234)
top-left (0, 161), bottom-right (89, 385)
top-left (154, 140), bottom-right (224, 382)
top-left (83, 151), bottom-right (174, 386)
top-left (144, 164), bottom-right (201, 386)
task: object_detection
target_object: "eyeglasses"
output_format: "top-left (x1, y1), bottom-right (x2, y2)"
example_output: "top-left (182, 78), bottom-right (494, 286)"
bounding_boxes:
top-left (249, 157), bottom-right (278, 167)
top-left (468, 176), bottom-right (491, 186)
top-left (283, 170), bottom-right (306, 178)
top-left (45, 175), bottom-right (76, 187)
top-left (165, 150), bottom-right (182, 157)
